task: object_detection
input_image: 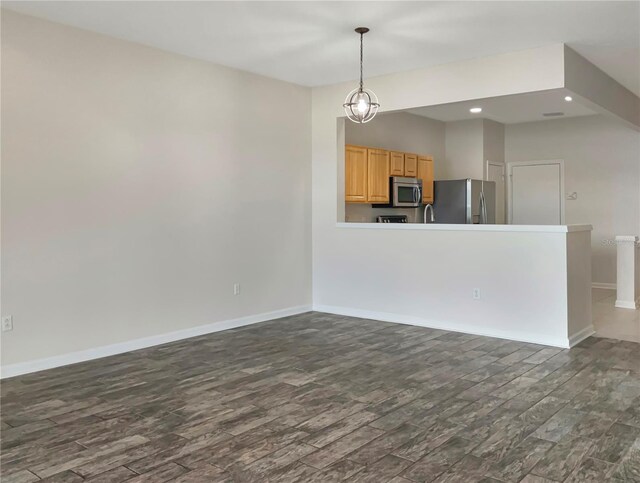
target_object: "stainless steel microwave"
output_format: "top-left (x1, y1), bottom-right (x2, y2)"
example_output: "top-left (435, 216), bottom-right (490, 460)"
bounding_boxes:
top-left (374, 177), bottom-right (422, 208)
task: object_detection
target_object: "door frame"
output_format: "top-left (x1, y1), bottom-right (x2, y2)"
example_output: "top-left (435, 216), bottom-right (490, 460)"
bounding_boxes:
top-left (507, 159), bottom-right (565, 225)
top-left (485, 161), bottom-right (505, 224)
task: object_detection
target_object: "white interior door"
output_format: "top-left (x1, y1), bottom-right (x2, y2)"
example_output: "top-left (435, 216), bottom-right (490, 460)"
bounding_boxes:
top-left (486, 162), bottom-right (505, 224)
top-left (508, 160), bottom-right (564, 225)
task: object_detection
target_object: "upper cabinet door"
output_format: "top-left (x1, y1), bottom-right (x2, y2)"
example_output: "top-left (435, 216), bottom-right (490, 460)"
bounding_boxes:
top-left (345, 145), bottom-right (368, 202)
top-left (404, 154), bottom-right (418, 177)
top-left (367, 148), bottom-right (390, 203)
top-left (418, 155), bottom-right (434, 203)
top-left (390, 151), bottom-right (404, 176)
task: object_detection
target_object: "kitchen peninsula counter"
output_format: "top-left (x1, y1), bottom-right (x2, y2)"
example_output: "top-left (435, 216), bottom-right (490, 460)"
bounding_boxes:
top-left (337, 223), bottom-right (592, 233)
top-left (316, 223), bottom-right (593, 349)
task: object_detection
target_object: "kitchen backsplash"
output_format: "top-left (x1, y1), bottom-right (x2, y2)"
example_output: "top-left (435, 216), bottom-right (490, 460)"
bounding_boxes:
top-left (345, 204), bottom-right (421, 223)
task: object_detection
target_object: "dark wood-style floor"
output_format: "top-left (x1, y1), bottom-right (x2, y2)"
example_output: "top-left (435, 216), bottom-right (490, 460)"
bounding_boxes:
top-left (2, 312), bottom-right (640, 482)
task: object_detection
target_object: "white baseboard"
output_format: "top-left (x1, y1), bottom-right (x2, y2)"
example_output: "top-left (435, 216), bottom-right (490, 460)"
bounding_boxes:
top-left (592, 282), bottom-right (616, 290)
top-left (1, 305), bottom-right (312, 379)
top-left (568, 325), bottom-right (596, 347)
top-left (313, 304), bottom-right (572, 349)
top-left (615, 300), bottom-right (638, 310)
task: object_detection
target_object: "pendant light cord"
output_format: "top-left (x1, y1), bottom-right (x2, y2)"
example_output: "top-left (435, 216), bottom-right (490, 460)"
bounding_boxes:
top-left (359, 32), bottom-right (364, 92)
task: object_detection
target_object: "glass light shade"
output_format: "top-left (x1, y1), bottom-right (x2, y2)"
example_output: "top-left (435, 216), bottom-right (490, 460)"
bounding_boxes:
top-left (343, 88), bottom-right (380, 123)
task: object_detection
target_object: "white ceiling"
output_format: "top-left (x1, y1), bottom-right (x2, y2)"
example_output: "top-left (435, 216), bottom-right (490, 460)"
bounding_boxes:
top-left (408, 89), bottom-right (596, 124)
top-left (4, 1), bottom-right (640, 94)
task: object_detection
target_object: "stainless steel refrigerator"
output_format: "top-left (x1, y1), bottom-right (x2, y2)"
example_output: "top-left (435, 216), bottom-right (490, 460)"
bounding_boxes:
top-left (432, 179), bottom-right (496, 224)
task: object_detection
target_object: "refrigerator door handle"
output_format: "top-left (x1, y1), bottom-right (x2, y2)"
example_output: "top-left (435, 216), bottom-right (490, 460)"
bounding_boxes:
top-left (479, 191), bottom-right (488, 224)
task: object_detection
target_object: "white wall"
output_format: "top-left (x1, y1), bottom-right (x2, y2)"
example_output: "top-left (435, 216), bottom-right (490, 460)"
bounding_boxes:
top-left (444, 119), bottom-right (485, 180)
top-left (637, 244), bottom-right (640, 303)
top-left (1, 11), bottom-right (312, 367)
top-left (505, 115), bottom-right (640, 285)
top-left (345, 111), bottom-right (446, 178)
top-left (483, 119), bottom-right (505, 166)
top-left (315, 224), bottom-right (586, 348)
top-left (564, 46), bottom-right (640, 131)
top-left (443, 119), bottom-right (505, 180)
top-left (566, 230), bottom-right (593, 341)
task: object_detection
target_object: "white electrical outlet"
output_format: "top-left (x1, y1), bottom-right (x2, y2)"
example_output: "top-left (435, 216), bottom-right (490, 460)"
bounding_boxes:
top-left (233, 283), bottom-right (240, 296)
top-left (472, 288), bottom-right (481, 300)
top-left (2, 315), bottom-right (13, 332)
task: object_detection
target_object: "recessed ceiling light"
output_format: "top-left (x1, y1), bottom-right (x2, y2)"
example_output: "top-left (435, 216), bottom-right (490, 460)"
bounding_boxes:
top-left (543, 112), bottom-right (565, 117)
top-left (564, 96), bottom-right (573, 102)
top-left (469, 107), bottom-right (482, 113)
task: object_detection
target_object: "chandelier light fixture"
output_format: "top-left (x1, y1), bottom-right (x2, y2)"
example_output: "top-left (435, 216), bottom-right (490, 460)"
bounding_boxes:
top-left (343, 27), bottom-right (379, 123)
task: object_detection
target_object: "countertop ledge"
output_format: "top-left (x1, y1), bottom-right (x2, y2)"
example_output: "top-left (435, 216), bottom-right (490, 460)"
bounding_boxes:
top-left (615, 235), bottom-right (639, 242)
top-left (336, 222), bottom-right (593, 233)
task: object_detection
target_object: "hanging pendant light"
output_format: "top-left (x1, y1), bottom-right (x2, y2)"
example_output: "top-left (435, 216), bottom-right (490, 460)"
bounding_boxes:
top-left (343, 27), bottom-right (379, 123)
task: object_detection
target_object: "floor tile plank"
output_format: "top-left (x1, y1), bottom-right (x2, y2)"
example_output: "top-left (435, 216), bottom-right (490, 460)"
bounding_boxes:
top-left (1, 312), bottom-right (637, 482)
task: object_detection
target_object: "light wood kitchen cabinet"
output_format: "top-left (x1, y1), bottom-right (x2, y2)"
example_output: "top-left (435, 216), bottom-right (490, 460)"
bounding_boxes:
top-left (417, 155), bottom-right (434, 203)
top-left (345, 145), bottom-right (368, 202)
top-left (390, 151), bottom-right (405, 176)
top-left (404, 153), bottom-right (418, 177)
top-left (345, 144), bottom-right (433, 204)
top-left (367, 148), bottom-right (390, 202)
